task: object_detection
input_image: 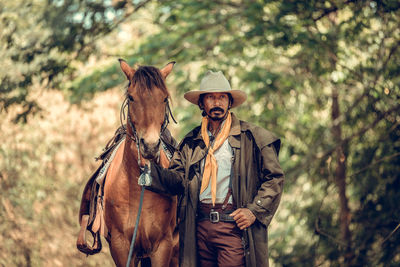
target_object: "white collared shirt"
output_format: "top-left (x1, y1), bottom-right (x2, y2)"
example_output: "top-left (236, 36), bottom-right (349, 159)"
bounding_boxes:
top-left (199, 132), bottom-right (233, 204)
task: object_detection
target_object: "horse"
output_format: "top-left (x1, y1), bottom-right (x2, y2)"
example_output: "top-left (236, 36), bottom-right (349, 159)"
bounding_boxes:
top-left (77, 60), bottom-right (178, 267)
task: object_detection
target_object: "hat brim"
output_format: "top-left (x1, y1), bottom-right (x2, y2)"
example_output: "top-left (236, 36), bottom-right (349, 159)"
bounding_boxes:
top-left (184, 88), bottom-right (247, 108)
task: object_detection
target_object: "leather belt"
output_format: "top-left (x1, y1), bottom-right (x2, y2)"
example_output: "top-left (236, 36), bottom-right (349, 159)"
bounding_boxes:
top-left (198, 209), bottom-right (235, 223)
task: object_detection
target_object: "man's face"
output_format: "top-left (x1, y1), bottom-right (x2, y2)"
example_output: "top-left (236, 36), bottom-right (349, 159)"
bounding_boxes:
top-left (201, 93), bottom-right (230, 121)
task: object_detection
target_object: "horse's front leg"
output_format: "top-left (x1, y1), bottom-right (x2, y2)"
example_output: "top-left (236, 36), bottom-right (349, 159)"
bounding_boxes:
top-left (150, 232), bottom-right (176, 267)
top-left (109, 231), bottom-right (139, 267)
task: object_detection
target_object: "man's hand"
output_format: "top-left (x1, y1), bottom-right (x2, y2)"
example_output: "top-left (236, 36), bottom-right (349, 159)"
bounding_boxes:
top-left (230, 208), bottom-right (256, 230)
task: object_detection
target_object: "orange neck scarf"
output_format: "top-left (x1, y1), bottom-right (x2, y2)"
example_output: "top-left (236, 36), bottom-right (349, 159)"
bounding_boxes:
top-left (200, 112), bottom-right (232, 206)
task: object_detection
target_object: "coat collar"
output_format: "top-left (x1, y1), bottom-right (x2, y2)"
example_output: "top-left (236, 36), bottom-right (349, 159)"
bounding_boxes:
top-left (190, 112), bottom-right (241, 148)
top-left (228, 113), bottom-right (241, 148)
top-left (229, 113), bottom-right (241, 135)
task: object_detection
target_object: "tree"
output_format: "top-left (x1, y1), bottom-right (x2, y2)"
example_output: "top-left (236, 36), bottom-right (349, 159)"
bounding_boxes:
top-left (0, 0), bottom-right (150, 122)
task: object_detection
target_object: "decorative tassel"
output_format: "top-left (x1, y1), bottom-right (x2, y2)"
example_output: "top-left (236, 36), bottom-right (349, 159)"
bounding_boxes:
top-left (138, 164), bottom-right (152, 186)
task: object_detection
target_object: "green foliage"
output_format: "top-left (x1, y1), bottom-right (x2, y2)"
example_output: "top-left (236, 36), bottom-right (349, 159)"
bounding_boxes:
top-left (68, 64), bottom-right (125, 103)
top-left (0, 0), bottom-right (129, 122)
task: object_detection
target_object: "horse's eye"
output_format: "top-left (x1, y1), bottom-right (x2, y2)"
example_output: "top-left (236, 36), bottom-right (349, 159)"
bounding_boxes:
top-left (128, 95), bottom-right (134, 102)
top-left (164, 97), bottom-right (168, 103)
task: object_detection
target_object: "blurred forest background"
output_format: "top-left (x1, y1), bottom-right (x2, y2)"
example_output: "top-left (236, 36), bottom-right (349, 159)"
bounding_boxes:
top-left (1, 0), bottom-right (399, 266)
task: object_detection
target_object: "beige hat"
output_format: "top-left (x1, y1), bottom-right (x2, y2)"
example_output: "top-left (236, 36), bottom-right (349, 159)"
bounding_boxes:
top-left (184, 70), bottom-right (247, 108)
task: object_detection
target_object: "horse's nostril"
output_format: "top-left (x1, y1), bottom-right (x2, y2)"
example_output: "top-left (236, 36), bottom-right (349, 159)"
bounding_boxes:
top-left (140, 138), bottom-right (161, 159)
top-left (140, 138), bottom-right (151, 149)
top-left (140, 138), bottom-right (160, 152)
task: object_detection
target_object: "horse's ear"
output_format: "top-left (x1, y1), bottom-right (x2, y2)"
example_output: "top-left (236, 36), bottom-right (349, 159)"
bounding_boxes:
top-left (119, 59), bottom-right (135, 80)
top-left (160, 61), bottom-right (176, 79)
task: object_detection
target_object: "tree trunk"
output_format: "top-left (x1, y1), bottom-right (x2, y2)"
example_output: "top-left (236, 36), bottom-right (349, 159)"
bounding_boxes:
top-left (331, 87), bottom-right (353, 265)
top-left (329, 11), bottom-right (354, 266)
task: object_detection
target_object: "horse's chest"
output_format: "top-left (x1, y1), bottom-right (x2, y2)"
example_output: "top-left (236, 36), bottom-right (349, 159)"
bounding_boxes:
top-left (109, 193), bottom-right (174, 231)
top-left (129, 198), bottom-right (175, 255)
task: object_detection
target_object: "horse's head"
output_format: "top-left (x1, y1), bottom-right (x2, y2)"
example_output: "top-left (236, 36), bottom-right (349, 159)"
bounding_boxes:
top-left (119, 59), bottom-right (175, 160)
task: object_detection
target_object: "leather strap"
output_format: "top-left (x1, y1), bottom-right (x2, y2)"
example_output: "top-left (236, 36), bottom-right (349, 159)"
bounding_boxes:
top-left (221, 149), bottom-right (235, 210)
top-left (221, 188), bottom-right (232, 210)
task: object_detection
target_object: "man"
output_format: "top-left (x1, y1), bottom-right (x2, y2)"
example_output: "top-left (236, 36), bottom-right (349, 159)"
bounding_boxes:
top-left (148, 70), bottom-right (284, 267)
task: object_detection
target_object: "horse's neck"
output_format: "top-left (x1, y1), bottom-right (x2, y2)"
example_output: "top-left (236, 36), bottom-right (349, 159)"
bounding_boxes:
top-left (122, 138), bottom-right (141, 177)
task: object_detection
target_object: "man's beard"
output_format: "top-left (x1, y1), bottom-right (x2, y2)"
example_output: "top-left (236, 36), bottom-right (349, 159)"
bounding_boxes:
top-left (208, 107), bottom-right (227, 121)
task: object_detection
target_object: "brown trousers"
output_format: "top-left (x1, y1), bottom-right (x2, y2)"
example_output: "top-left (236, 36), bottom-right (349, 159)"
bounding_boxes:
top-left (196, 220), bottom-right (245, 267)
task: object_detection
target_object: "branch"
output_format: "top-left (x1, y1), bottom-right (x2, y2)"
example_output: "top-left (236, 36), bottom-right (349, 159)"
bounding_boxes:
top-left (381, 223), bottom-right (400, 244)
top-left (381, 42), bottom-right (400, 72)
top-left (349, 152), bottom-right (400, 177)
top-left (337, 40), bottom-right (400, 123)
top-left (315, 217), bottom-right (349, 247)
top-left (108, 0), bottom-right (153, 33)
top-left (75, 0), bottom-right (153, 57)
top-left (320, 104), bottom-right (400, 160)
top-left (131, 11), bottom-right (238, 59)
top-left (313, 0), bottom-right (357, 21)
top-left (286, 104), bottom-right (400, 180)
top-left (314, 183), bottom-right (348, 247)
top-left (213, 0), bottom-right (242, 8)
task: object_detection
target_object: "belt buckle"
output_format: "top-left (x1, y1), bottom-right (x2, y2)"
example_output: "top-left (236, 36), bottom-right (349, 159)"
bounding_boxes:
top-left (209, 209), bottom-right (219, 223)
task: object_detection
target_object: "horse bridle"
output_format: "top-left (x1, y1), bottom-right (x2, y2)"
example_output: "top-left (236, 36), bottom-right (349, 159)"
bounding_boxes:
top-left (119, 95), bottom-right (176, 164)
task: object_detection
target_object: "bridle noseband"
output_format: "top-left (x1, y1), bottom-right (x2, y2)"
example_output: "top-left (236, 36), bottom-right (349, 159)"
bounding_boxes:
top-left (119, 95), bottom-right (176, 170)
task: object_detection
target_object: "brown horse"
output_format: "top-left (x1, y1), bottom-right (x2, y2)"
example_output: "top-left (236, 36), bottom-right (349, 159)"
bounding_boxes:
top-left (78, 60), bottom-right (178, 267)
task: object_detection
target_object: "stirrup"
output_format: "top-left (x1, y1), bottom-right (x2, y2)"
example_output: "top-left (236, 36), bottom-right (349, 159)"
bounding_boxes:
top-left (77, 215), bottom-right (102, 255)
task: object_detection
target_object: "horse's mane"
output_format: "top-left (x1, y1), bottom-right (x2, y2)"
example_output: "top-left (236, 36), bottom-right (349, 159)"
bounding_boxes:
top-left (129, 66), bottom-right (169, 96)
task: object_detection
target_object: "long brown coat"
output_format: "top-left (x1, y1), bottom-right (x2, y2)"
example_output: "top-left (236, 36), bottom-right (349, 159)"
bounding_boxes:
top-left (149, 113), bottom-right (284, 267)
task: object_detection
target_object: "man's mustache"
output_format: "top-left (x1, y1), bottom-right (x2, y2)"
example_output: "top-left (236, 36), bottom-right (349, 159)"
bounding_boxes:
top-left (209, 107), bottom-right (225, 113)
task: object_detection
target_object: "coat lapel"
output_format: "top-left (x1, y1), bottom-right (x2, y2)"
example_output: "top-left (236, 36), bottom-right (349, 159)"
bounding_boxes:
top-left (228, 113), bottom-right (241, 148)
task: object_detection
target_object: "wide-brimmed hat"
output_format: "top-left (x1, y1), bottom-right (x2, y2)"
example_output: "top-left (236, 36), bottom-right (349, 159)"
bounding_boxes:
top-left (184, 70), bottom-right (247, 108)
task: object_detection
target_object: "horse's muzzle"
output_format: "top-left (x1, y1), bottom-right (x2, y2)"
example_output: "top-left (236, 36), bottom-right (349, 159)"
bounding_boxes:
top-left (140, 138), bottom-right (161, 159)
